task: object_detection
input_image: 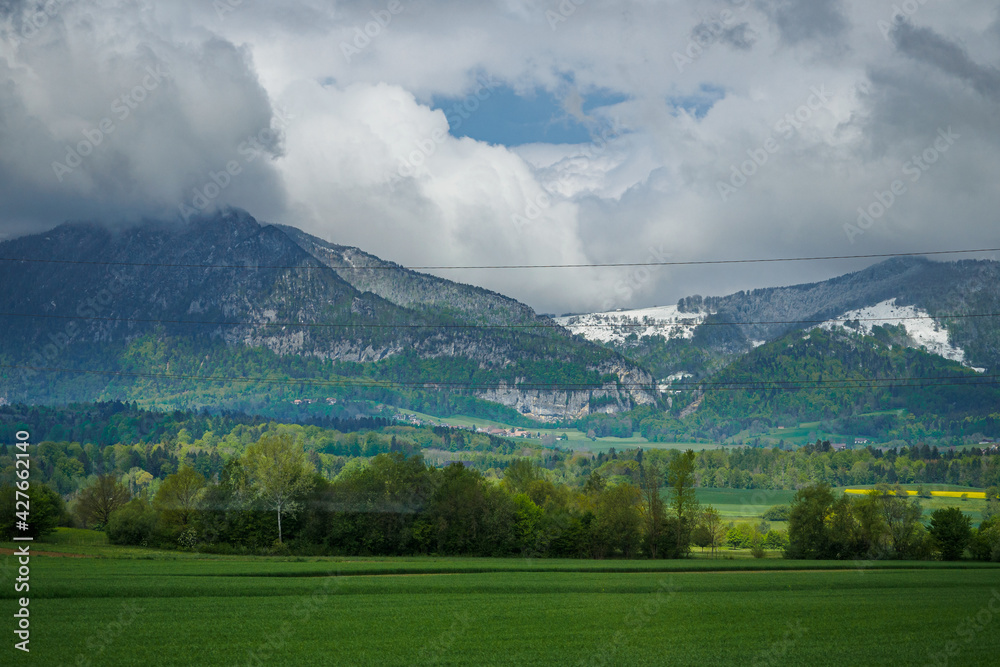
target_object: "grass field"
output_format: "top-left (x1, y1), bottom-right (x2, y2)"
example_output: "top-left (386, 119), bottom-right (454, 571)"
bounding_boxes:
top-left (837, 485), bottom-right (994, 524)
top-left (2, 533), bottom-right (999, 666)
top-left (693, 488), bottom-right (798, 520)
top-left (395, 409), bottom-right (722, 453)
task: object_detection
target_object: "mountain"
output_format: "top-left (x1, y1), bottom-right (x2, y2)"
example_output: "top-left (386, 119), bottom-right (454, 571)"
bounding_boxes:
top-left (555, 305), bottom-right (706, 345)
top-left (0, 209), bottom-right (655, 421)
top-left (684, 325), bottom-right (998, 441)
top-left (576, 325), bottom-right (1000, 445)
top-left (561, 257), bottom-right (1000, 382)
top-left (276, 224), bottom-right (542, 327)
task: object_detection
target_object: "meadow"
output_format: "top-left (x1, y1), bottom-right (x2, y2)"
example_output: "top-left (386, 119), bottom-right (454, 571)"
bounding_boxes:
top-left (690, 486), bottom-right (994, 525)
top-left (693, 488), bottom-right (797, 520)
top-left (395, 409), bottom-right (721, 453)
top-left (3, 531), bottom-right (1000, 666)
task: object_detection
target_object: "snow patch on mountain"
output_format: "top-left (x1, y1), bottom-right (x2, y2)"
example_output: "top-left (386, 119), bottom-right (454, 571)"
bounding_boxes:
top-left (820, 299), bottom-right (983, 371)
top-left (658, 372), bottom-right (694, 393)
top-left (556, 305), bottom-right (707, 344)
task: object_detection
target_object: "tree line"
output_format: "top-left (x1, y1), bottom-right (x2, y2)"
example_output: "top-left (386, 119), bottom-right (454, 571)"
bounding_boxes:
top-left (785, 484), bottom-right (1000, 562)
top-left (4, 438), bottom-right (997, 562)
top-left (46, 436), bottom-right (710, 559)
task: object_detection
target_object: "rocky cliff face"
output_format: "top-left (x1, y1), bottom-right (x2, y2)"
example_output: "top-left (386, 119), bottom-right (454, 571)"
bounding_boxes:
top-left (0, 208), bottom-right (658, 415)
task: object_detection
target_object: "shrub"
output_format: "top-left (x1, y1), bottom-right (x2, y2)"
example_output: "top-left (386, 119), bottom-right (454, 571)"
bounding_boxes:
top-left (269, 540), bottom-right (291, 557)
top-left (763, 529), bottom-right (789, 550)
top-left (0, 483), bottom-right (67, 540)
top-left (762, 505), bottom-right (790, 522)
top-left (970, 516), bottom-right (1000, 562)
top-left (106, 498), bottom-right (158, 546)
top-left (726, 523), bottom-right (756, 549)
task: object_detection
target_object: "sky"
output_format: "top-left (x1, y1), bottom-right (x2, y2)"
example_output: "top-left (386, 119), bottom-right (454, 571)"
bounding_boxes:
top-left (0, 0), bottom-right (998, 314)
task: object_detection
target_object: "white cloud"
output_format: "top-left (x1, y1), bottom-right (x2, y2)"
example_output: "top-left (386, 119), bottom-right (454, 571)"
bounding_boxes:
top-left (1, 0), bottom-right (999, 313)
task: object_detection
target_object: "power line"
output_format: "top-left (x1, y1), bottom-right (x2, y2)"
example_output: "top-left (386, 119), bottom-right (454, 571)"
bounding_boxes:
top-left (0, 247), bottom-right (997, 271)
top-left (1, 310), bottom-right (997, 330)
top-left (2, 363), bottom-right (995, 393)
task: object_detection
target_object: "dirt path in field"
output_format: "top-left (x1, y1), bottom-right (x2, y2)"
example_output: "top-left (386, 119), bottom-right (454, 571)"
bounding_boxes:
top-left (688, 568), bottom-right (863, 574)
top-left (349, 572), bottom-right (466, 577)
top-left (338, 568), bottom-right (874, 577)
top-left (0, 547), bottom-right (94, 558)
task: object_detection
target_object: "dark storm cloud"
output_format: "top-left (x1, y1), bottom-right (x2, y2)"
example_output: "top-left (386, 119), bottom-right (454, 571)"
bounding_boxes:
top-left (2, 0), bottom-right (1000, 313)
top-left (0, 1), bottom-right (287, 235)
top-left (691, 19), bottom-right (757, 52)
top-left (891, 20), bottom-right (1000, 102)
top-left (761, 0), bottom-right (849, 46)
top-left (719, 22), bottom-right (757, 50)
top-left (0, 0), bottom-right (24, 17)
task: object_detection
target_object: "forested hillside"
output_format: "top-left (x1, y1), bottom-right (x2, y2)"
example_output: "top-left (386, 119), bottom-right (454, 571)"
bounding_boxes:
top-left (576, 326), bottom-right (1000, 444)
top-left (678, 257), bottom-right (1000, 371)
top-left (2, 403), bottom-right (997, 498)
top-left (0, 209), bottom-right (656, 419)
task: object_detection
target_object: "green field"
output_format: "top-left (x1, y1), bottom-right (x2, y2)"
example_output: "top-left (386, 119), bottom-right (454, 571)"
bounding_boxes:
top-left (838, 485), bottom-right (995, 523)
top-left (395, 409), bottom-right (721, 453)
top-left (693, 488), bottom-right (798, 520)
top-left (3, 532), bottom-right (1000, 665)
top-left (692, 486), bottom-right (993, 525)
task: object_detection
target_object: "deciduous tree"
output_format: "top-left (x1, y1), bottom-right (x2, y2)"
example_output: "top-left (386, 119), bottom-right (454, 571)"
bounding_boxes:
top-left (700, 506), bottom-right (726, 558)
top-left (154, 466), bottom-right (207, 528)
top-left (242, 433), bottom-right (315, 543)
top-left (667, 450), bottom-right (699, 557)
top-left (75, 474), bottom-right (131, 527)
top-left (640, 461), bottom-right (665, 558)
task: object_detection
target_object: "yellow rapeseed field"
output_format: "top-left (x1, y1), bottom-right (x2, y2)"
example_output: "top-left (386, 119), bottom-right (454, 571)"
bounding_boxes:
top-left (844, 489), bottom-right (987, 499)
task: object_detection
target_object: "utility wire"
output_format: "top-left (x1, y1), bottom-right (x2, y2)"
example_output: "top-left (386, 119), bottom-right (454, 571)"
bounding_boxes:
top-left (2, 363), bottom-right (995, 393)
top-left (1, 310), bottom-right (997, 330)
top-left (0, 247), bottom-right (997, 271)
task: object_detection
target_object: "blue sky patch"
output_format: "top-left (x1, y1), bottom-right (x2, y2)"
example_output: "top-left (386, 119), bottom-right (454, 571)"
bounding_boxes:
top-left (432, 84), bottom-right (628, 146)
top-left (668, 84), bottom-right (726, 119)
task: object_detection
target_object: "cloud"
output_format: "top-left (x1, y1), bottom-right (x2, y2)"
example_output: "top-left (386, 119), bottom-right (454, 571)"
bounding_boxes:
top-left (761, 0), bottom-right (849, 47)
top-left (891, 20), bottom-right (1000, 102)
top-left (1, 0), bottom-right (999, 314)
top-left (272, 79), bottom-right (623, 314)
top-left (0, 0), bottom-right (285, 233)
top-left (719, 22), bottom-right (757, 51)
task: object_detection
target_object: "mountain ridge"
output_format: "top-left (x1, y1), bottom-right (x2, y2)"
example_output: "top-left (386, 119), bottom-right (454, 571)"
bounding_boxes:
top-left (0, 208), bottom-right (657, 421)
top-left (561, 256), bottom-right (1000, 379)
